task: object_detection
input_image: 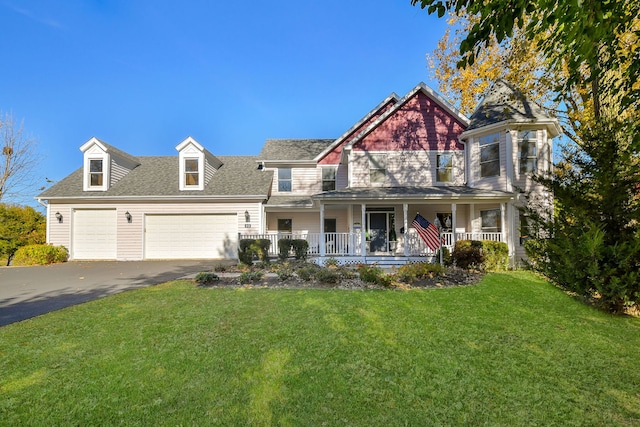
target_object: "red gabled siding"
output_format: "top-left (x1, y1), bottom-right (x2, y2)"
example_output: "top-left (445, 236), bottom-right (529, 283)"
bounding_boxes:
top-left (318, 99), bottom-right (397, 165)
top-left (353, 91), bottom-right (466, 152)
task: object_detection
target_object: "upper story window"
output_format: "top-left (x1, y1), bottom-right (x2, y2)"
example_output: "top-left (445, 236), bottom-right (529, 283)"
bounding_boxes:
top-left (278, 168), bottom-right (292, 192)
top-left (518, 130), bottom-right (537, 174)
top-left (369, 154), bottom-right (386, 185)
top-left (89, 159), bottom-right (103, 187)
top-left (322, 167), bottom-right (337, 191)
top-left (479, 133), bottom-right (500, 177)
top-left (436, 154), bottom-right (453, 182)
top-left (184, 158), bottom-right (199, 186)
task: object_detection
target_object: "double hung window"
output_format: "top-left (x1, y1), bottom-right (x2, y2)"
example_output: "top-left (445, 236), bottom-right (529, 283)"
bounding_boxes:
top-left (278, 168), bottom-right (292, 192)
top-left (436, 154), bottom-right (453, 182)
top-left (89, 159), bottom-right (103, 187)
top-left (479, 133), bottom-right (500, 177)
top-left (322, 167), bottom-right (337, 191)
top-left (184, 158), bottom-right (199, 186)
top-left (518, 130), bottom-right (537, 174)
top-left (369, 154), bottom-right (386, 185)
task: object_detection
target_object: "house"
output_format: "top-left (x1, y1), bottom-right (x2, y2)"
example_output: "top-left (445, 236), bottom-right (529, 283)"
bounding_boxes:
top-left (38, 80), bottom-right (560, 265)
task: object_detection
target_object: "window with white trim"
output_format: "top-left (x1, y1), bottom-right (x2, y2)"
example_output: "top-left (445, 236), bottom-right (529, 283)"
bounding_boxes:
top-left (518, 130), bottom-right (537, 174)
top-left (479, 133), bottom-right (500, 177)
top-left (436, 154), bottom-right (453, 182)
top-left (184, 158), bottom-right (199, 186)
top-left (481, 209), bottom-right (501, 232)
top-left (89, 159), bottom-right (103, 187)
top-left (369, 154), bottom-right (386, 185)
top-left (322, 167), bottom-right (337, 191)
top-left (278, 168), bottom-right (292, 192)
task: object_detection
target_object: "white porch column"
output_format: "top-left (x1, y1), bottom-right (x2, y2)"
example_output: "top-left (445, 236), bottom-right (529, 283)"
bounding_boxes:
top-left (451, 203), bottom-right (457, 247)
top-left (361, 204), bottom-right (367, 256)
top-left (500, 202), bottom-right (507, 246)
top-left (403, 203), bottom-right (409, 256)
top-left (505, 129), bottom-right (514, 192)
top-left (319, 203), bottom-right (326, 257)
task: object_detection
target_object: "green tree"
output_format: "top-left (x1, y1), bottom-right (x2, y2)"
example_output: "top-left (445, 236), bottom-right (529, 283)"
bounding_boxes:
top-left (0, 204), bottom-right (46, 265)
top-left (412, 0), bottom-right (640, 312)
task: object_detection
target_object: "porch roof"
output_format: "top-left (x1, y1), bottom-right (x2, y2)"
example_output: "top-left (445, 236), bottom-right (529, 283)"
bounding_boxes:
top-left (312, 186), bottom-right (513, 202)
top-left (266, 195), bottom-right (315, 208)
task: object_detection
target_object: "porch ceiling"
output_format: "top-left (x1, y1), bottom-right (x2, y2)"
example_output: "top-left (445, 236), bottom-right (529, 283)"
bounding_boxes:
top-left (312, 186), bottom-right (514, 202)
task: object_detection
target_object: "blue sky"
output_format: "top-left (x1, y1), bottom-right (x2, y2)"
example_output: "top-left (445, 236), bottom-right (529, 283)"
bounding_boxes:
top-left (1, 0), bottom-right (448, 205)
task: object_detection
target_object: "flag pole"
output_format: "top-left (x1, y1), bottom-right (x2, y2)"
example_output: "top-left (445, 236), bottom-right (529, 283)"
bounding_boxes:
top-left (434, 216), bottom-right (443, 265)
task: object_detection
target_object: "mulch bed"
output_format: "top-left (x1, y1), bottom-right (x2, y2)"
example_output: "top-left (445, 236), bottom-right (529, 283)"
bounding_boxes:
top-left (201, 267), bottom-right (484, 290)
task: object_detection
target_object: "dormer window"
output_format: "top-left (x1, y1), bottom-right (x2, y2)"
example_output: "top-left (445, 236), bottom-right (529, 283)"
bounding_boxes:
top-left (184, 158), bottom-right (199, 186)
top-left (89, 159), bottom-right (104, 186)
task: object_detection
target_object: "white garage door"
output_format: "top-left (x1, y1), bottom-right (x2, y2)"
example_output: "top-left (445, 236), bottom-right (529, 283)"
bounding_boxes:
top-left (72, 209), bottom-right (117, 260)
top-left (144, 214), bottom-right (237, 259)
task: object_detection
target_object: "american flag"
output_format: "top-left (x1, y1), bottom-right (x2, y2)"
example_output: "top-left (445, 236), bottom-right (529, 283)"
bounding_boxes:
top-left (412, 213), bottom-right (441, 251)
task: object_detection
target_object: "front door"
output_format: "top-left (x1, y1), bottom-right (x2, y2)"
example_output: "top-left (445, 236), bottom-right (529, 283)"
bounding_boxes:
top-left (368, 213), bottom-right (387, 253)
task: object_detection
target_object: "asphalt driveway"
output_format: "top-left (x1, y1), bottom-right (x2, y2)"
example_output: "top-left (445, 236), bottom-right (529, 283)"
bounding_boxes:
top-left (0, 260), bottom-right (221, 326)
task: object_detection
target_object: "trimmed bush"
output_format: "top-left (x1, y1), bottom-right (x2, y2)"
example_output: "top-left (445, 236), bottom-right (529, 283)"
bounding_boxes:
top-left (12, 244), bottom-right (68, 266)
top-left (291, 239), bottom-right (309, 260)
top-left (452, 240), bottom-right (485, 270)
top-left (238, 239), bottom-right (257, 266)
top-left (278, 239), bottom-right (292, 261)
top-left (452, 240), bottom-right (508, 271)
top-left (194, 272), bottom-right (219, 286)
top-left (253, 239), bottom-right (271, 263)
top-left (482, 240), bottom-right (509, 271)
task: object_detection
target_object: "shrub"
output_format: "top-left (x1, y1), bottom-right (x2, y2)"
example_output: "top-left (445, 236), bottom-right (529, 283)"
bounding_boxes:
top-left (324, 257), bottom-right (339, 268)
top-left (238, 239), bottom-right (257, 266)
top-left (194, 272), bottom-right (219, 286)
top-left (239, 270), bottom-right (264, 284)
top-left (274, 263), bottom-right (294, 281)
top-left (482, 240), bottom-right (509, 271)
top-left (252, 239), bottom-right (271, 263)
top-left (12, 244), bottom-right (68, 266)
top-left (314, 268), bottom-right (341, 284)
top-left (213, 264), bottom-right (227, 272)
top-left (357, 264), bottom-right (392, 287)
top-left (396, 262), bottom-right (445, 283)
top-left (452, 240), bottom-right (485, 270)
top-left (291, 239), bottom-right (309, 260)
top-left (278, 239), bottom-right (292, 261)
top-left (296, 266), bottom-right (318, 281)
top-left (434, 246), bottom-right (452, 266)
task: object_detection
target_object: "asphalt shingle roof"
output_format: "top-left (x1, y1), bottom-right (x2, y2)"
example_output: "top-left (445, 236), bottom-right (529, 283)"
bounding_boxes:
top-left (467, 79), bottom-right (552, 131)
top-left (259, 139), bottom-right (335, 161)
top-left (39, 156), bottom-right (273, 199)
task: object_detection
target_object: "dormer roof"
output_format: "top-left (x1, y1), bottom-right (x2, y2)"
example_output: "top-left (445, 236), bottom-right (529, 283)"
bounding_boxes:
top-left (79, 137), bottom-right (140, 165)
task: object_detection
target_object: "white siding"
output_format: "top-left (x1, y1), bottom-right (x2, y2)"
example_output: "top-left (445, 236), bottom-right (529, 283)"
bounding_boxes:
top-left (468, 133), bottom-right (509, 191)
top-left (110, 155), bottom-right (138, 187)
top-left (349, 150), bottom-right (465, 187)
top-left (47, 201), bottom-right (260, 260)
top-left (268, 166), bottom-right (321, 195)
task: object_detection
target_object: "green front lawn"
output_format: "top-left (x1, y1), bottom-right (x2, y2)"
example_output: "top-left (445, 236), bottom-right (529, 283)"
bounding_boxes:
top-left (1, 272), bottom-right (639, 426)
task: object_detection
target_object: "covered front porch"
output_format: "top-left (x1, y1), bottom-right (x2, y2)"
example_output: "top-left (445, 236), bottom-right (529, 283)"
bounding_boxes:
top-left (247, 187), bottom-right (516, 265)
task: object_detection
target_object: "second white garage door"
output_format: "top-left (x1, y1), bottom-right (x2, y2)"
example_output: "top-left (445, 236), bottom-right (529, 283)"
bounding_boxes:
top-left (144, 214), bottom-right (237, 259)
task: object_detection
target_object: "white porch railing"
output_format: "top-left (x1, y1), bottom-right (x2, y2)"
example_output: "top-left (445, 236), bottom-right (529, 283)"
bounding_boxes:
top-left (241, 231), bottom-right (502, 257)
